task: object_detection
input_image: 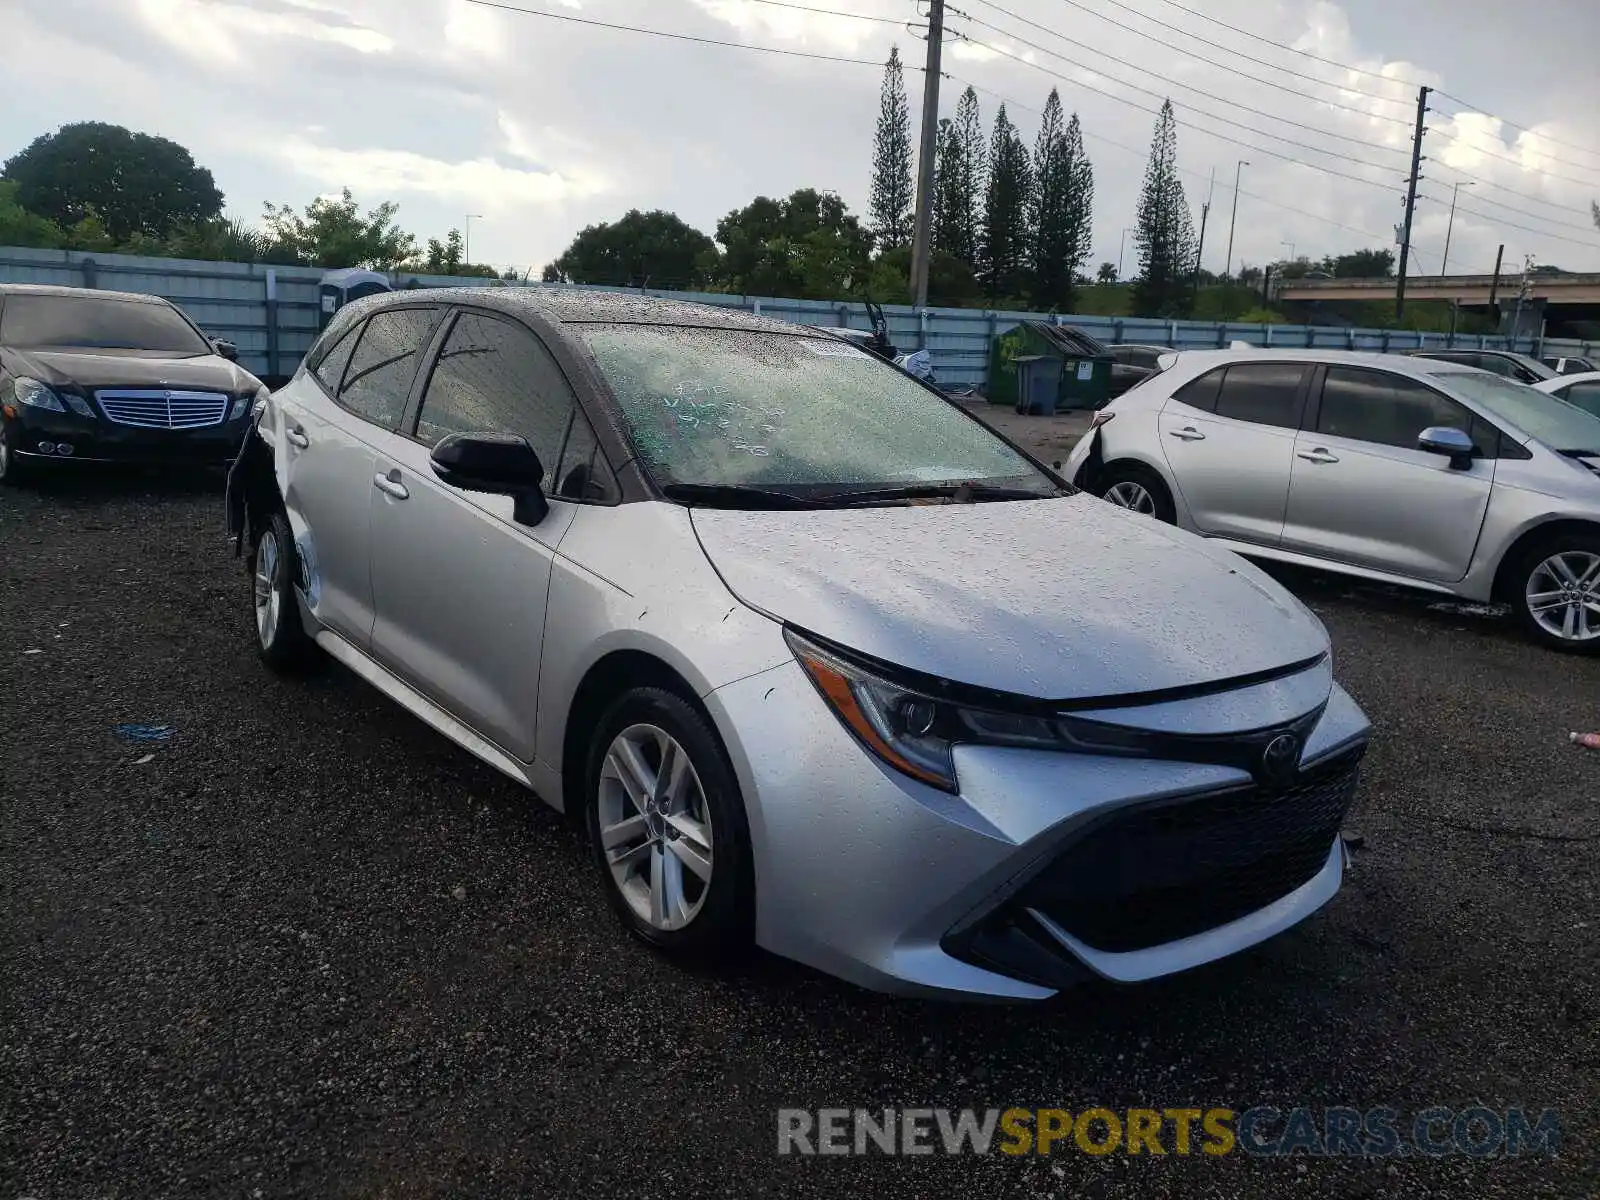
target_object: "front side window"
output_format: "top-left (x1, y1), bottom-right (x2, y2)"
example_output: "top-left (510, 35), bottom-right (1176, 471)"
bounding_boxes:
top-left (338, 307), bottom-right (438, 428)
top-left (579, 325), bottom-right (1052, 494)
top-left (0, 294), bottom-right (211, 355)
top-left (1425, 369), bottom-right (1600, 453)
top-left (1213, 363), bottom-right (1307, 429)
top-left (1317, 367), bottom-right (1473, 450)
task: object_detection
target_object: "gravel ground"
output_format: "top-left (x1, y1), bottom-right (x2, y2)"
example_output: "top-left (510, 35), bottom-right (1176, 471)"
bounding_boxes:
top-left (2, 463), bottom-right (1597, 1200)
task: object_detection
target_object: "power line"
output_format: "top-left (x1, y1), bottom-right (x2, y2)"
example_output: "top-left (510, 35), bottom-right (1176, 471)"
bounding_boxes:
top-left (1433, 90), bottom-right (1600, 166)
top-left (724, 0), bottom-right (919, 24)
top-left (1423, 185), bottom-right (1600, 239)
top-left (461, 0), bottom-right (897, 66)
top-left (956, 5), bottom-right (1407, 160)
top-left (1139, 0), bottom-right (1429, 90)
top-left (1428, 124), bottom-right (1600, 189)
top-left (974, 0), bottom-right (1414, 126)
top-left (947, 27), bottom-right (1399, 189)
top-left (1140, 0), bottom-right (1600, 167)
top-left (953, 76), bottom-right (1400, 249)
top-left (1046, 0), bottom-right (1416, 113)
top-left (1421, 195), bottom-right (1600, 250)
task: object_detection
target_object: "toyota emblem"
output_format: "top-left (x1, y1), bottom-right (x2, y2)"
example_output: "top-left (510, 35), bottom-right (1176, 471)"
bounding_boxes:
top-left (1260, 734), bottom-right (1301, 786)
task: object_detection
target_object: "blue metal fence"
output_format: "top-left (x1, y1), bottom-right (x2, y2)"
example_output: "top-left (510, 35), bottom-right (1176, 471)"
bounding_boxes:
top-left (2, 244), bottom-right (1586, 391)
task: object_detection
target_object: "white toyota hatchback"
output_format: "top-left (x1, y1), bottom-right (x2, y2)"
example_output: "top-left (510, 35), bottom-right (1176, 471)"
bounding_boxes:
top-left (226, 291), bottom-right (1371, 1000)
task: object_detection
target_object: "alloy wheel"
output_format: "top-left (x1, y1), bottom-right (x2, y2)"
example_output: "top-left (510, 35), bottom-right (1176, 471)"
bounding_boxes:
top-left (1525, 551), bottom-right (1600, 642)
top-left (254, 529), bottom-right (282, 649)
top-left (1104, 480), bottom-right (1156, 514)
top-left (597, 723), bottom-right (715, 931)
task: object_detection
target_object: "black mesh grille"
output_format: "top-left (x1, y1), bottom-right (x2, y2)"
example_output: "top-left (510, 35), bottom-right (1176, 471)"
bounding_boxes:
top-left (1017, 748), bottom-right (1363, 953)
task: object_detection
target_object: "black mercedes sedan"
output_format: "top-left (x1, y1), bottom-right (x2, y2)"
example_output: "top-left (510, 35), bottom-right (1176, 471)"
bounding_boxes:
top-left (0, 284), bottom-right (266, 484)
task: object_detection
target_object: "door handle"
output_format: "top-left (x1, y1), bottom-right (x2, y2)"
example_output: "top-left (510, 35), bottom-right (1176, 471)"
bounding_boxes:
top-left (286, 426), bottom-right (309, 449)
top-left (1168, 427), bottom-right (1206, 441)
top-left (373, 470), bottom-right (409, 500)
top-left (1296, 448), bottom-right (1340, 464)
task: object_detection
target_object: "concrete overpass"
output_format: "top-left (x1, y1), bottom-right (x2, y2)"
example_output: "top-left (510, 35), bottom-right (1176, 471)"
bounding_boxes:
top-left (1277, 273), bottom-right (1600, 305)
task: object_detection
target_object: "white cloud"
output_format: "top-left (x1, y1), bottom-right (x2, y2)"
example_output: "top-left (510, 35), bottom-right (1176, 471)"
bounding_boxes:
top-left (273, 138), bottom-right (612, 209)
top-left (133, 0), bottom-right (392, 67)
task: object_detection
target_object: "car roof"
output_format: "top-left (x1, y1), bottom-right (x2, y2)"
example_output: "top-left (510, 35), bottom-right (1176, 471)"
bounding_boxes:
top-left (1536, 370), bottom-right (1600, 389)
top-left (0, 283), bottom-right (172, 305)
top-left (1159, 347), bottom-right (1484, 378)
top-left (359, 286), bottom-right (819, 336)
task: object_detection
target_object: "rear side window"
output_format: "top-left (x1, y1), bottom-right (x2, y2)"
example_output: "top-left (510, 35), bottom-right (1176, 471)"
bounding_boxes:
top-left (338, 307), bottom-right (438, 428)
top-left (1170, 367), bottom-right (1224, 412)
top-left (1214, 363), bottom-right (1307, 429)
top-left (1317, 367), bottom-right (1475, 450)
top-left (1558, 381), bottom-right (1600, 417)
top-left (311, 323), bottom-right (359, 393)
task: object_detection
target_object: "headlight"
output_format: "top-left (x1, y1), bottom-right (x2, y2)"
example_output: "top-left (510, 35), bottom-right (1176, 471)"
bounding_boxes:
top-left (232, 385), bottom-right (269, 422)
top-left (14, 377), bottom-right (65, 412)
top-left (786, 630), bottom-right (1152, 793)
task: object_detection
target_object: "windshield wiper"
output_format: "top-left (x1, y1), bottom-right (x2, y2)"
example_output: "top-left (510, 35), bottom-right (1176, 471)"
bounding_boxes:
top-left (658, 483), bottom-right (826, 510)
top-left (826, 481), bottom-right (1061, 506)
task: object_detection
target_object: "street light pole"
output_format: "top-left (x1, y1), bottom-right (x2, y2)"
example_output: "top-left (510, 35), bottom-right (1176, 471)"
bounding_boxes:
top-left (1118, 227), bottom-right (1129, 278)
top-left (1281, 240), bottom-right (1296, 263)
top-left (1224, 159), bottom-right (1249, 279)
top-left (464, 213), bottom-right (484, 267)
top-left (1440, 181), bottom-right (1472, 277)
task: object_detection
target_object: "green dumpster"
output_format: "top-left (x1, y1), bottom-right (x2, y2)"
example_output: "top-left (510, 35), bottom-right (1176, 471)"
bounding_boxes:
top-left (988, 321), bottom-right (1115, 410)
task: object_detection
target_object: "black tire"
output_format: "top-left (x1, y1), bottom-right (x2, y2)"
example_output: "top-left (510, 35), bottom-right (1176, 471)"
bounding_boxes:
top-left (251, 509), bottom-right (320, 673)
top-left (584, 687), bottom-right (755, 963)
top-left (0, 422), bottom-right (31, 487)
top-left (1508, 531), bottom-right (1600, 654)
top-left (1097, 461), bottom-right (1176, 524)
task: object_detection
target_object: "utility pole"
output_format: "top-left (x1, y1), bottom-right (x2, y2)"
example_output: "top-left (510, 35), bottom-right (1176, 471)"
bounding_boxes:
top-left (908, 0), bottom-right (945, 310)
top-left (1118, 227), bottom-right (1129, 278)
top-left (1192, 167), bottom-right (1214, 297)
top-left (1224, 159), bottom-right (1248, 279)
top-left (1395, 85), bottom-right (1431, 323)
top-left (1512, 253), bottom-right (1533, 345)
top-left (1487, 242), bottom-right (1505, 322)
top-left (1439, 181), bottom-right (1472, 277)
top-left (464, 214), bottom-right (483, 267)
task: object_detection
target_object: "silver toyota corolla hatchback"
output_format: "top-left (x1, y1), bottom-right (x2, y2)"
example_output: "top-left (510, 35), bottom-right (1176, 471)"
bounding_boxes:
top-left (226, 291), bottom-right (1371, 1001)
top-left (1068, 349), bottom-right (1600, 652)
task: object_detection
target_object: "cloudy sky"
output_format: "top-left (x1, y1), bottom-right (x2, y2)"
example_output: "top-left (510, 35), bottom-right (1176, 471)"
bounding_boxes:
top-left (7, 0), bottom-right (1600, 284)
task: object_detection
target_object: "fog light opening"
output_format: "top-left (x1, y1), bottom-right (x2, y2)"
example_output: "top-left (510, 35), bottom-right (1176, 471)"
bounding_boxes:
top-left (37, 440), bottom-right (56, 454)
top-left (55, 442), bottom-right (74, 456)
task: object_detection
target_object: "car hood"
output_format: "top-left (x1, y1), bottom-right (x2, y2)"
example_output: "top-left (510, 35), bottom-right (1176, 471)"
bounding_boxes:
top-left (8, 348), bottom-right (256, 395)
top-left (691, 494), bottom-right (1328, 701)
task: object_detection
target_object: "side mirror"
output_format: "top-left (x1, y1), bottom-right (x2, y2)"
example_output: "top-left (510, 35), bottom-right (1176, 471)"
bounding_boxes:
top-left (1417, 425), bottom-right (1475, 470)
top-left (213, 339), bottom-right (239, 362)
top-left (430, 432), bottom-right (549, 525)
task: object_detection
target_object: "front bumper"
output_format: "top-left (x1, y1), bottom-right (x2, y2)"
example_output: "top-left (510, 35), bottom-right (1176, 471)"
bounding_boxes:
top-left (6, 406), bottom-right (251, 466)
top-left (705, 661), bottom-right (1370, 1001)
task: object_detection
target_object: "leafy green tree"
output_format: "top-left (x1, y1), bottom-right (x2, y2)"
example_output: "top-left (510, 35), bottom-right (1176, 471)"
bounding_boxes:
top-left (1326, 248), bottom-right (1394, 277)
top-left (714, 189), bottom-right (871, 299)
top-left (1130, 100), bottom-right (1197, 318)
top-left (2, 122), bottom-right (223, 243)
top-left (980, 104), bottom-right (1033, 302)
top-left (410, 228), bottom-right (500, 278)
top-left (260, 188), bottom-right (417, 269)
top-left (546, 209), bottom-right (716, 289)
top-left (0, 180), bottom-right (66, 248)
top-left (1096, 261), bottom-right (1118, 284)
top-left (867, 244), bottom-right (981, 307)
top-left (868, 47), bottom-right (914, 249)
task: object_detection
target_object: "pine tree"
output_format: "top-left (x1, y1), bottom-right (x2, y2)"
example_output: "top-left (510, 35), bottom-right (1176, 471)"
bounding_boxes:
top-left (1062, 113), bottom-right (1095, 297)
top-left (981, 104), bottom-right (1033, 302)
top-left (932, 118), bottom-right (964, 258)
top-left (1131, 100), bottom-right (1197, 318)
top-left (868, 47), bottom-right (914, 249)
top-left (953, 88), bottom-right (987, 264)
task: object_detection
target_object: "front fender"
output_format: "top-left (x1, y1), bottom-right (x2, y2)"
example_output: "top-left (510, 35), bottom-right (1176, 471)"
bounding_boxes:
top-left (223, 411), bottom-right (276, 556)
